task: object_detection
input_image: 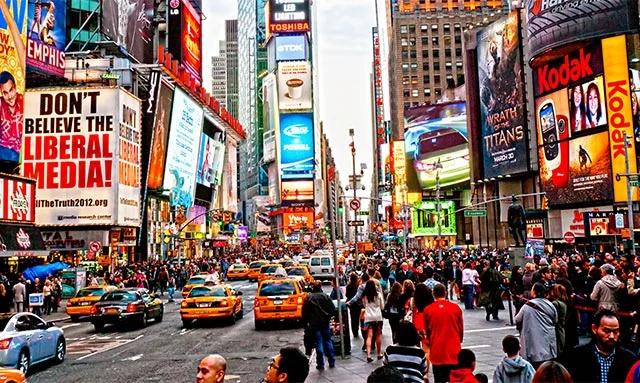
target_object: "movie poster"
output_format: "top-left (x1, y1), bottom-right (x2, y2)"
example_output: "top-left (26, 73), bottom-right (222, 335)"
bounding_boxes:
top-left (101, 0), bottom-right (155, 64)
top-left (147, 81), bottom-right (173, 189)
top-left (196, 133), bottom-right (213, 187)
top-left (0, 0), bottom-right (28, 174)
top-left (26, 0), bottom-right (66, 76)
top-left (477, 11), bottom-right (528, 178)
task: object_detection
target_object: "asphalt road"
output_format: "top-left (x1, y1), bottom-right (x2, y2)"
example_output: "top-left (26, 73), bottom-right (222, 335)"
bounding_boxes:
top-left (29, 280), bottom-right (303, 383)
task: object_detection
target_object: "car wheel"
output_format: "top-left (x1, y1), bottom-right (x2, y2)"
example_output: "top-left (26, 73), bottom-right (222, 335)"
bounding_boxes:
top-left (93, 322), bottom-right (105, 332)
top-left (141, 311), bottom-right (149, 328)
top-left (255, 320), bottom-right (264, 331)
top-left (182, 319), bottom-right (192, 328)
top-left (237, 304), bottom-right (244, 319)
top-left (156, 307), bottom-right (164, 323)
top-left (228, 311), bottom-right (236, 325)
top-left (70, 316), bottom-right (79, 322)
top-left (17, 349), bottom-right (29, 375)
top-left (54, 337), bottom-right (66, 363)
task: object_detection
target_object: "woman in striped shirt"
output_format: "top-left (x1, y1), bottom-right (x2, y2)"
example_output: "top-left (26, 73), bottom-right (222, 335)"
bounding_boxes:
top-left (384, 321), bottom-right (428, 383)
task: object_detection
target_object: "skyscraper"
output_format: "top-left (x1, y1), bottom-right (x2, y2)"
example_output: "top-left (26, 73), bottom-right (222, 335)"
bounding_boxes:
top-left (211, 41), bottom-right (227, 109)
top-left (225, 20), bottom-right (239, 118)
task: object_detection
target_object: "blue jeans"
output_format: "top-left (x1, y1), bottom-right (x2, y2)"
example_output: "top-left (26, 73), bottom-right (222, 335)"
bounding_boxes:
top-left (463, 285), bottom-right (475, 309)
top-left (313, 325), bottom-right (335, 368)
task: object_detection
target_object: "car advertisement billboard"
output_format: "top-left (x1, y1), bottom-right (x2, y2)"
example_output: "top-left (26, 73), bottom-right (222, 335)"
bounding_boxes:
top-left (275, 34), bottom-right (307, 62)
top-left (277, 61), bottom-right (312, 111)
top-left (101, 0), bottom-right (155, 64)
top-left (0, 0), bottom-right (28, 175)
top-left (268, 0), bottom-right (310, 35)
top-left (26, 0), bottom-right (66, 76)
top-left (281, 180), bottom-right (314, 207)
top-left (476, 12), bottom-right (528, 178)
top-left (278, 113), bottom-right (314, 180)
top-left (403, 102), bottom-right (468, 191)
top-left (147, 81), bottom-right (174, 189)
top-left (411, 200), bottom-right (456, 237)
top-left (524, 0), bottom-right (637, 59)
top-left (0, 174), bottom-right (35, 224)
top-left (23, 87), bottom-right (142, 226)
top-left (167, 0), bottom-right (202, 81)
top-left (162, 88), bottom-right (202, 209)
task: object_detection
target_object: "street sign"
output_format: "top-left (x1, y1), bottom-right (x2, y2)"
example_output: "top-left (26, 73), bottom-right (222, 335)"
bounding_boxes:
top-left (350, 198), bottom-right (361, 211)
top-left (630, 175), bottom-right (639, 187)
top-left (615, 213), bottom-right (625, 229)
top-left (357, 211), bottom-right (369, 216)
top-left (464, 209), bottom-right (487, 218)
top-left (347, 220), bottom-right (365, 227)
top-left (564, 232), bottom-right (576, 244)
top-left (89, 241), bottom-right (102, 253)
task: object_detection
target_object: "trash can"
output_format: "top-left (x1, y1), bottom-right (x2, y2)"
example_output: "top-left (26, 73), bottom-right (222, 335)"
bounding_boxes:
top-left (331, 299), bottom-right (351, 355)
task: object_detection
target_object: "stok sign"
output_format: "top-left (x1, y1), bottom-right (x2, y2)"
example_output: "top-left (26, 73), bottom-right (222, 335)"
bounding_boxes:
top-left (534, 43), bottom-right (603, 96)
top-left (275, 35), bottom-right (307, 61)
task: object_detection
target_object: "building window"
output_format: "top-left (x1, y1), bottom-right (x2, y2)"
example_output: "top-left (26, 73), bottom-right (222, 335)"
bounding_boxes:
top-left (401, 38), bottom-right (408, 46)
top-left (432, 50), bottom-right (440, 58)
top-left (423, 75), bottom-right (430, 84)
top-left (432, 36), bottom-right (439, 45)
top-left (422, 50), bottom-right (429, 59)
top-left (424, 88), bottom-right (431, 96)
top-left (423, 62), bottom-right (430, 71)
top-left (404, 102), bottom-right (411, 109)
top-left (456, 61), bottom-right (463, 68)
top-left (411, 76), bottom-right (418, 84)
top-left (410, 50), bottom-right (417, 59)
top-left (421, 25), bottom-right (429, 32)
top-left (402, 63), bottom-right (409, 72)
top-left (445, 48), bottom-right (451, 57)
top-left (435, 88), bottom-right (442, 97)
top-left (402, 76), bottom-right (410, 85)
top-left (402, 50), bottom-right (409, 59)
top-left (422, 37), bottom-right (429, 45)
top-left (444, 23), bottom-right (450, 32)
top-left (412, 89), bottom-right (419, 97)
top-left (455, 48), bottom-right (462, 56)
top-left (434, 75), bottom-right (441, 84)
top-left (431, 24), bottom-right (438, 31)
top-left (455, 35), bottom-right (462, 44)
top-left (409, 25), bottom-right (416, 34)
top-left (433, 62), bottom-right (440, 70)
top-left (403, 89), bottom-right (410, 97)
top-left (446, 62), bottom-right (452, 68)
top-left (400, 25), bottom-right (408, 33)
top-left (409, 37), bottom-right (416, 46)
top-left (410, 63), bottom-right (418, 71)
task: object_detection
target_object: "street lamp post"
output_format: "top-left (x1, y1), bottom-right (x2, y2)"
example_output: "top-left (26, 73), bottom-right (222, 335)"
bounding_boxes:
top-left (435, 158), bottom-right (443, 261)
top-left (349, 129), bottom-right (359, 258)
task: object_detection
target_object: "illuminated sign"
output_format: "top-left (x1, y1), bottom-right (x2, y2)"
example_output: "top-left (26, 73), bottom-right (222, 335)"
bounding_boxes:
top-left (275, 34), bottom-right (307, 61)
top-left (269, 0), bottom-right (310, 34)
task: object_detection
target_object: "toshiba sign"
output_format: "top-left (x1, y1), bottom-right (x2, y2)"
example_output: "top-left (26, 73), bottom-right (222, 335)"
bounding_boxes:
top-left (269, 0), bottom-right (310, 34)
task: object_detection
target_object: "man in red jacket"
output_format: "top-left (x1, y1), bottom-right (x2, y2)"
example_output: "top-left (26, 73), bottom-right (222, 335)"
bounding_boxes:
top-left (424, 283), bottom-right (464, 383)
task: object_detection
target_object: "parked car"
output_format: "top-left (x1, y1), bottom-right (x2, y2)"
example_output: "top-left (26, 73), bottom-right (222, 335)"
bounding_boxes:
top-left (0, 313), bottom-right (65, 375)
top-left (90, 288), bottom-right (163, 331)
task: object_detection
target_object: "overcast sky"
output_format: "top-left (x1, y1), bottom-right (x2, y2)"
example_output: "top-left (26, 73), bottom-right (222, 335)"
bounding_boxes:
top-left (201, 1), bottom-right (378, 194)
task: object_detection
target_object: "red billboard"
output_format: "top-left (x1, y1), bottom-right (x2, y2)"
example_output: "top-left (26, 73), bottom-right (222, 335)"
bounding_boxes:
top-left (0, 174), bottom-right (36, 224)
top-left (168, 0), bottom-right (202, 82)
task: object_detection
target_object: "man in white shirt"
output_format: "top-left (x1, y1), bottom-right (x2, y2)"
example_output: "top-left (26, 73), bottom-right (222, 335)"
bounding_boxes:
top-left (461, 263), bottom-right (479, 310)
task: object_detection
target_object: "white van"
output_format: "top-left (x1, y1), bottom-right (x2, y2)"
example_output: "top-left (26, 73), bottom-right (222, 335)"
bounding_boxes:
top-left (308, 252), bottom-right (334, 280)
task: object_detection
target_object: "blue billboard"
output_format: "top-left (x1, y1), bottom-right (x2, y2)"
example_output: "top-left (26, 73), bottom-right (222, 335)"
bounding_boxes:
top-left (279, 113), bottom-right (314, 180)
top-left (275, 34), bottom-right (307, 62)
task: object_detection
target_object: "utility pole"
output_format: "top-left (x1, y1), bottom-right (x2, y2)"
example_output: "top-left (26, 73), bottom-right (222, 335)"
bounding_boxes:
top-left (326, 167), bottom-right (345, 358)
top-left (624, 133), bottom-right (636, 256)
top-left (349, 129), bottom-right (359, 258)
top-left (402, 187), bottom-right (408, 259)
top-left (435, 158), bottom-right (443, 261)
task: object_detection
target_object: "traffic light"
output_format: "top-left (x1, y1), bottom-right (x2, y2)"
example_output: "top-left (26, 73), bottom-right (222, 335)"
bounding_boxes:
top-left (338, 198), bottom-right (344, 215)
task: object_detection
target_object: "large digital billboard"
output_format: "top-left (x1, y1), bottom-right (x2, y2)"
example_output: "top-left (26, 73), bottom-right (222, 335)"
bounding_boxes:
top-left (162, 88), bottom-right (202, 208)
top-left (0, 0), bottom-right (27, 175)
top-left (277, 61), bottom-right (312, 111)
top-left (262, 73), bottom-right (278, 163)
top-left (268, 0), bottom-right (310, 35)
top-left (26, 0), bottom-right (66, 76)
top-left (404, 102), bottom-right (468, 191)
top-left (278, 113), bottom-right (314, 180)
top-left (23, 87), bottom-right (142, 226)
top-left (411, 200), bottom-right (456, 237)
top-left (477, 12), bottom-right (528, 178)
top-left (147, 81), bottom-right (173, 189)
top-left (168, 0), bottom-right (202, 81)
top-left (102, 0), bottom-right (155, 64)
top-left (524, 0), bottom-right (637, 59)
top-left (281, 180), bottom-right (314, 207)
top-left (275, 34), bottom-right (307, 62)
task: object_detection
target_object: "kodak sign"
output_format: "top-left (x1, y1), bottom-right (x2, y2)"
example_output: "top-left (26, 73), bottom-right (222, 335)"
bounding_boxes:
top-left (602, 35), bottom-right (640, 202)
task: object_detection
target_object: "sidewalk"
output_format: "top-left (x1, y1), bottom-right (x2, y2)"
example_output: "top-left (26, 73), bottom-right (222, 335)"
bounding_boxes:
top-left (307, 302), bottom-right (517, 382)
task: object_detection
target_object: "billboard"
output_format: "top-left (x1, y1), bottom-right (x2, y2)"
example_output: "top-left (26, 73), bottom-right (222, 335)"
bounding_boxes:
top-left (281, 180), bottom-right (314, 206)
top-left (162, 88), bottom-right (202, 208)
top-left (524, 0), bottom-right (637, 59)
top-left (0, 0), bottom-right (28, 175)
top-left (210, 139), bottom-right (225, 186)
top-left (196, 133), bottom-right (214, 187)
top-left (224, 139), bottom-right (238, 213)
top-left (0, 174), bottom-right (35, 223)
top-left (278, 61), bottom-right (312, 111)
top-left (275, 34), bottom-right (307, 62)
top-left (23, 87), bottom-right (142, 226)
top-left (477, 12), bottom-right (528, 178)
top-left (147, 81), bottom-right (173, 189)
top-left (411, 200), bottom-right (456, 237)
top-left (268, 0), bottom-right (310, 35)
top-left (403, 102), bottom-right (468, 191)
top-left (262, 73), bottom-right (278, 163)
top-left (283, 209), bottom-right (314, 233)
top-left (167, 0), bottom-right (202, 81)
top-left (26, 0), bottom-right (65, 76)
top-left (278, 113), bottom-right (314, 180)
top-left (102, 0), bottom-right (154, 64)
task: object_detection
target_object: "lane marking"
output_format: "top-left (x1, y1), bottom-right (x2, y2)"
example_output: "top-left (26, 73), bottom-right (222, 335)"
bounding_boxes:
top-left (61, 323), bottom-right (81, 330)
top-left (77, 334), bottom-right (144, 361)
top-left (462, 344), bottom-right (491, 349)
top-left (465, 326), bottom-right (516, 333)
top-left (121, 353), bottom-right (143, 361)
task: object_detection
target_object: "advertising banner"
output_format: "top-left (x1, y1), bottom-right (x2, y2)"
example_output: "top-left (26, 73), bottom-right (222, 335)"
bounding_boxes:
top-left (0, 174), bottom-right (35, 223)
top-left (268, 0), bottom-right (310, 35)
top-left (196, 133), bottom-right (214, 187)
top-left (584, 211), bottom-right (619, 236)
top-left (224, 139), bottom-right (238, 213)
top-left (262, 72), bottom-right (278, 163)
top-left (602, 35), bottom-right (640, 202)
top-left (0, 0), bottom-right (28, 175)
top-left (210, 139), bottom-right (225, 186)
top-left (391, 140), bottom-right (406, 229)
top-left (101, 0), bottom-right (154, 64)
top-left (167, 0), bottom-right (201, 81)
top-left (411, 200), bottom-right (456, 236)
top-left (26, 0), bottom-right (65, 76)
top-left (147, 81), bottom-right (173, 189)
top-left (275, 34), bottom-right (307, 62)
top-left (283, 209), bottom-right (314, 232)
top-left (40, 230), bottom-right (108, 250)
top-left (560, 206), bottom-right (611, 237)
top-left (162, 88), bottom-right (203, 209)
top-left (524, 0), bottom-right (637, 59)
top-left (403, 102), bottom-right (468, 191)
top-left (277, 61), bottom-right (312, 111)
top-left (23, 87), bottom-right (142, 226)
top-left (278, 113), bottom-right (314, 180)
top-left (526, 218), bottom-right (544, 239)
top-left (477, 12), bottom-right (528, 178)
top-left (281, 180), bottom-right (313, 206)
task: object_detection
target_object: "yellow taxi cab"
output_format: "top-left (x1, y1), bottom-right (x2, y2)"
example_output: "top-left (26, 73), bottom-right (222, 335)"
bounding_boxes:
top-left (226, 264), bottom-right (249, 280)
top-left (182, 274), bottom-right (211, 298)
top-left (285, 265), bottom-right (314, 286)
top-left (253, 278), bottom-right (307, 330)
top-left (180, 284), bottom-right (243, 327)
top-left (257, 264), bottom-right (287, 284)
top-left (0, 368), bottom-right (25, 383)
top-left (66, 286), bottom-right (116, 322)
top-left (247, 260), bottom-right (270, 281)
top-left (278, 259), bottom-right (297, 268)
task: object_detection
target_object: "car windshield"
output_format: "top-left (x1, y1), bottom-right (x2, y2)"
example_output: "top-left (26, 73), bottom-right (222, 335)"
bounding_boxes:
top-left (101, 291), bottom-right (137, 302)
top-left (259, 282), bottom-right (296, 296)
top-left (230, 265), bottom-right (246, 270)
top-left (418, 131), bottom-right (466, 153)
top-left (261, 266), bottom-right (279, 273)
top-left (287, 268), bottom-right (304, 276)
top-left (249, 262), bottom-right (264, 268)
top-left (190, 287), bottom-right (226, 298)
top-left (76, 289), bottom-right (104, 298)
top-left (187, 277), bottom-right (206, 285)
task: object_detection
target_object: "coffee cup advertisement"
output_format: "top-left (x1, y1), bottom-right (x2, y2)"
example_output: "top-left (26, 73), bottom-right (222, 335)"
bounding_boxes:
top-left (277, 61), bottom-right (312, 111)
